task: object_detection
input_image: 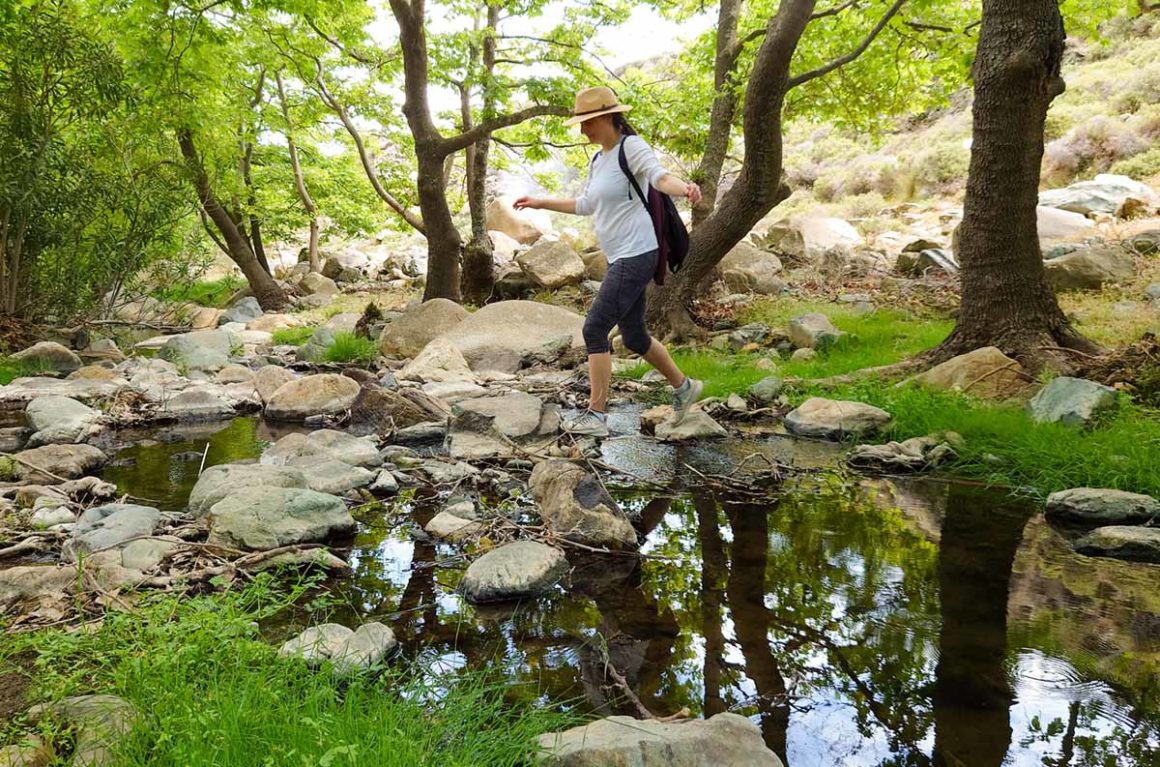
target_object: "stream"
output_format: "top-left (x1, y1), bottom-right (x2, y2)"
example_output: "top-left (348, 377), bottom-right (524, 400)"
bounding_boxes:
top-left (100, 415), bottom-right (1160, 766)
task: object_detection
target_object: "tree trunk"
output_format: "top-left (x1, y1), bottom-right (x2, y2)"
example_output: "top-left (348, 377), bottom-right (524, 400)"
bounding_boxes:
top-left (416, 150), bottom-right (464, 301)
top-left (277, 71), bottom-right (321, 273)
top-left (932, 0), bottom-right (1098, 370)
top-left (177, 129), bottom-right (288, 311)
top-left (461, 2), bottom-right (500, 304)
top-left (691, 0), bottom-right (744, 228)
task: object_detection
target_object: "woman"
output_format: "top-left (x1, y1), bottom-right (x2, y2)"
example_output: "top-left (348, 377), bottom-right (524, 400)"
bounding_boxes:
top-left (514, 86), bottom-right (704, 438)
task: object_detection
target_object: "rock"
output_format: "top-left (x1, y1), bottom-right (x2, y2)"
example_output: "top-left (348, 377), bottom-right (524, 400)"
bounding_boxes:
top-left (416, 459), bottom-right (479, 485)
top-left (1036, 205), bottom-right (1096, 242)
top-left (784, 397), bottom-right (892, 440)
top-left (516, 238), bottom-right (586, 289)
top-left (791, 215), bottom-right (863, 256)
top-left (0, 377), bottom-right (124, 407)
top-left (788, 313), bottom-right (845, 350)
top-left (369, 469), bottom-right (399, 495)
top-left (25, 396), bottom-right (102, 446)
top-left (437, 300), bottom-right (584, 373)
top-left (265, 374), bottom-right (360, 421)
top-left (321, 257), bottom-right (344, 279)
top-left (247, 313), bottom-right (301, 333)
top-left (254, 365), bottom-right (295, 403)
top-left (1074, 526), bottom-right (1160, 563)
top-left (67, 365), bottom-right (123, 382)
top-left (215, 364), bottom-right (255, 385)
top-left (158, 329), bottom-right (235, 373)
top-left (63, 503), bottom-right (161, 562)
top-left (749, 376), bottom-right (783, 404)
top-left (188, 464), bottom-right (310, 517)
top-left (1146, 283), bottom-right (1160, 302)
top-left (459, 540), bottom-right (568, 603)
top-left (580, 249), bottom-right (607, 281)
top-left (489, 230), bottom-right (523, 264)
top-left (30, 506), bottom-right (76, 528)
top-left (530, 460), bottom-right (636, 549)
top-left (847, 436), bottom-right (952, 472)
top-left (1044, 488), bottom-right (1160, 526)
top-left (261, 430), bottom-right (380, 469)
top-left (119, 537), bottom-right (179, 572)
top-left (1126, 230), bottom-right (1160, 256)
top-left (1043, 246), bottom-right (1136, 291)
top-left (447, 392), bottom-right (560, 459)
top-left (349, 384), bottom-right (446, 434)
top-left (656, 410), bottom-right (728, 441)
top-left (290, 458), bottom-right (375, 495)
top-left (790, 348), bottom-right (817, 362)
top-left (11, 341), bottom-right (83, 374)
top-left (399, 337), bottom-right (476, 383)
top-left (1027, 377), bottom-right (1118, 426)
top-left (207, 486), bottom-right (355, 550)
top-left (537, 712), bottom-right (782, 767)
top-left (220, 296), bottom-right (263, 325)
top-left (295, 327), bottom-right (335, 363)
top-left (896, 248), bottom-right (958, 276)
top-left (726, 393), bottom-right (748, 412)
top-left (393, 421), bottom-right (447, 447)
top-left (0, 736), bottom-right (51, 767)
top-left (486, 195), bottom-right (552, 244)
top-left (278, 624), bottom-right (353, 664)
top-left (299, 272), bottom-right (340, 296)
top-left (378, 298), bottom-right (468, 358)
top-left (161, 386), bottom-right (236, 421)
top-left (424, 511), bottom-right (483, 542)
top-left (750, 223), bottom-right (806, 262)
top-left (13, 444), bottom-right (106, 482)
top-left (719, 242), bottom-right (785, 295)
top-left (910, 347), bottom-right (1027, 399)
top-left (28, 695), bottom-right (138, 767)
top-left (727, 323), bottom-right (772, 349)
top-left (1038, 174), bottom-right (1159, 217)
top-left (280, 623), bottom-right (397, 673)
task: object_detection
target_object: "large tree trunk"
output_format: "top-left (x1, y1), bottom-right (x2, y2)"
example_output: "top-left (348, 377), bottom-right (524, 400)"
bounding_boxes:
top-left (415, 148), bottom-right (464, 301)
top-left (461, 2), bottom-right (500, 304)
top-left (691, 0), bottom-right (744, 228)
top-left (177, 130), bottom-right (288, 311)
top-left (932, 0), bottom-right (1098, 369)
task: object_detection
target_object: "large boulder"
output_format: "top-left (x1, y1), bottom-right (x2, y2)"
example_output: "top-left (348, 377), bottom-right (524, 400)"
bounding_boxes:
top-left (719, 242), bottom-right (785, 295)
top-left (189, 464), bottom-right (309, 517)
top-left (447, 392), bottom-right (560, 459)
top-left (489, 230), bottom-right (523, 265)
top-left (348, 384), bottom-right (447, 435)
top-left (529, 460), bottom-right (636, 549)
top-left (910, 347), bottom-right (1028, 399)
top-left (437, 300), bottom-right (584, 373)
top-left (25, 396), bottom-right (102, 446)
top-left (399, 337), bottom-right (475, 383)
top-left (1039, 174), bottom-right (1159, 217)
top-left (11, 341), bottom-right (82, 373)
top-left (458, 540), bottom-right (568, 603)
top-left (791, 215), bottom-right (863, 256)
top-left (1045, 488), bottom-right (1160, 526)
top-left (260, 429), bottom-right (380, 468)
top-left (1074, 526), bottom-right (1160, 563)
top-left (160, 386), bottom-right (236, 421)
top-left (290, 458), bottom-right (375, 495)
top-left (486, 195), bottom-right (552, 244)
top-left (580, 249), bottom-right (608, 281)
top-left (264, 374), bottom-right (360, 421)
top-left (1027, 377), bottom-right (1118, 426)
top-left (537, 712), bottom-right (782, 767)
top-left (206, 486), bottom-right (355, 550)
top-left (783, 397), bottom-right (892, 440)
top-left (378, 298), bottom-right (468, 358)
top-left (220, 296), bottom-right (263, 325)
top-left (158, 329), bottom-right (235, 373)
top-left (750, 223), bottom-right (807, 262)
top-left (787, 313), bottom-right (845, 350)
top-left (299, 272), bottom-right (340, 296)
top-left (516, 238), bottom-right (585, 289)
top-left (1037, 205), bottom-right (1095, 242)
top-left (254, 365), bottom-right (295, 403)
top-left (1044, 246), bottom-right (1136, 291)
top-left (12, 443), bottom-right (107, 482)
top-left (62, 504), bottom-right (161, 562)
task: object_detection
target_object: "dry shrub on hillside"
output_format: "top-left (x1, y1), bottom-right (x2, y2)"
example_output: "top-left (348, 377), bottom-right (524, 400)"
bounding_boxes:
top-left (1043, 115), bottom-right (1152, 183)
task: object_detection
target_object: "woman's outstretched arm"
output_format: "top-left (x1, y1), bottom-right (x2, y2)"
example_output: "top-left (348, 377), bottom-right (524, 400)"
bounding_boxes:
top-left (513, 196), bottom-right (578, 214)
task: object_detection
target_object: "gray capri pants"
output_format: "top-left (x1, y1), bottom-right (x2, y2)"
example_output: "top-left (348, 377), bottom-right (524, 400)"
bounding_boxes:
top-left (583, 249), bottom-right (657, 356)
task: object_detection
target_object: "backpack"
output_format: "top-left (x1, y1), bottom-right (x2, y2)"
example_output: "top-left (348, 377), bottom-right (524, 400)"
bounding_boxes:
top-left (615, 139), bottom-right (690, 286)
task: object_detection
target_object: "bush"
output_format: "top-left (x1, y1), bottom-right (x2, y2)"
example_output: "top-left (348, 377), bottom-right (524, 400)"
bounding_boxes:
top-left (271, 326), bottom-right (315, 346)
top-left (325, 331), bottom-right (378, 364)
top-left (1110, 147), bottom-right (1160, 182)
top-left (1043, 114), bottom-right (1152, 183)
top-left (906, 143), bottom-right (970, 195)
top-left (155, 277), bottom-right (246, 309)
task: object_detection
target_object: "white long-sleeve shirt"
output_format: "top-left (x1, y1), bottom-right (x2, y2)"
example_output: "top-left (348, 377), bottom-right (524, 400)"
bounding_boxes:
top-left (574, 135), bottom-right (667, 263)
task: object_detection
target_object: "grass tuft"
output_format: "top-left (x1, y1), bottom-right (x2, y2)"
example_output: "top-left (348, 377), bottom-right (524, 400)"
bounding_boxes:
top-left (324, 332), bottom-right (378, 364)
top-left (0, 357), bottom-right (52, 385)
top-left (155, 276), bottom-right (246, 309)
top-left (271, 326), bottom-right (316, 347)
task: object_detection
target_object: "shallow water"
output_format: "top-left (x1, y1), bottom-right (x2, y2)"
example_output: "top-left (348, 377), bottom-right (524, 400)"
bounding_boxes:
top-left (105, 416), bottom-right (1160, 766)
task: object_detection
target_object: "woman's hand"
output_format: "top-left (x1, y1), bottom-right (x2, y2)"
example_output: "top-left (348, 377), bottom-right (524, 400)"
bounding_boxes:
top-left (513, 196), bottom-right (539, 211)
top-left (685, 183), bottom-right (702, 206)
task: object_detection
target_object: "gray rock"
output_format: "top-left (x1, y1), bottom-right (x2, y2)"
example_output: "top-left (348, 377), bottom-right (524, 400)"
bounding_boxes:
top-left (207, 486), bottom-right (355, 550)
top-left (447, 392), bottom-right (560, 460)
top-left (64, 503), bottom-right (162, 562)
top-left (393, 421), bottom-right (448, 447)
top-left (278, 624), bottom-right (354, 664)
top-left (424, 511), bottom-right (483, 543)
top-left (349, 384), bottom-right (447, 435)
top-left (0, 377), bottom-right (124, 408)
top-left (30, 506), bottom-right (76, 528)
top-left (516, 238), bottom-right (585, 289)
top-left (297, 326), bottom-right (336, 363)
top-left (656, 410), bottom-right (728, 442)
top-left (399, 336), bottom-right (476, 383)
top-left (749, 376), bottom-right (784, 404)
top-left (537, 712), bottom-right (782, 767)
top-left (1146, 283), bottom-right (1160, 302)
top-left (299, 272), bottom-right (340, 296)
top-left (378, 298), bottom-right (468, 358)
top-left (1027, 377), bottom-right (1118, 426)
top-left (1038, 174), bottom-right (1159, 216)
top-left (161, 386), bottom-right (236, 421)
top-left (25, 395), bottom-right (102, 446)
top-left (1074, 526), bottom-right (1160, 563)
top-left (1043, 246), bottom-right (1136, 291)
top-left (1045, 488), bottom-right (1160, 526)
top-left (289, 458), bottom-right (375, 495)
top-left (530, 460), bottom-right (636, 549)
top-left (158, 329), bottom-right (236, 373)
top-left (28, 694), bottom-right (139, 767)
top-left (188, 463), bottom-right (309, 517)
top-left (13, 443), bottom-right (106, 482)
top-left (331, 623), bottom-right (398, 673)
top-left (215, 364), bottom-right (255, 385)
top-left (784, 397), bottom-right (892, 440)
top-left (221, 296), bottom-right (263, 325)
top-left (260, 429), bottom-right (380, 468)
top-left (417, 460), bottom-right (480, 485)
top-left (119, 538), bottom-right (180, 572)
top-left (11, 341), bottom-right (82, 373)
top-left (265, 374), bottom-right (360, 421)
top-left (437, 300), bottom-right (584, 373)
top-left (726, 394), bottom-right (748, 412)
top-left (369, 469), bottom-right (400, 495)
top-left (790, 348), bottom-right (818, 362)
top-left (788, 313), bottom-right (845, 350)
top-left (459, 540), bottom-right (568, 603)
top-left (720, 242), bottom-right (785, 295)
top-left (255, 365), bottom-right (295, 403)
top-left (847, 436), bottom-right (953, 473)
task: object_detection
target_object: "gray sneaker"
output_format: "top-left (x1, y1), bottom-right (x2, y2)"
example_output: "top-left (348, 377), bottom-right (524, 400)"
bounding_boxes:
top-left (672, 378), bottom-right (704, 424)
top-left (563, 410), bottom-right (610, 437)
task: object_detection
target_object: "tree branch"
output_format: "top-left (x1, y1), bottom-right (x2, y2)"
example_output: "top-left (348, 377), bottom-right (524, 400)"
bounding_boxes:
top-left (440, 103), bottom-right (570, 155)
top-left (788, 0), bottom-right (909, 88)
top-left (811, 0), bottom-right (859, 20)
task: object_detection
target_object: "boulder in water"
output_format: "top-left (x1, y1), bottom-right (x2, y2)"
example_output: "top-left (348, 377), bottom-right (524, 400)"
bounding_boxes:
top-left (530, 460), bottom-right (636, 549)
top-left (459, 540), bottom-right (568, 603)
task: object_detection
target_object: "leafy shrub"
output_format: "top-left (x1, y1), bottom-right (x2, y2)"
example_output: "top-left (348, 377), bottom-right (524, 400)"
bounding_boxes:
top-left (155, 277), bottom-right (246, 309)
top-left (906, 143), bottom-right (970, 195)
top-left (325, 331), bottom-right (377, 364)
top-left (1110, 147), bottom-right (1160, 181)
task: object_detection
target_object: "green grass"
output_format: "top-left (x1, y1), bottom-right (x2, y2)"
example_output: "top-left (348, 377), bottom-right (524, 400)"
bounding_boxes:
top-left (272, 326), bottom-right (316, 347)
top-left (0, 357), bottom-right (51, 385)
top-left (155, 276), bottom-right (246, 309)
top-left (1, 577), bottom-right (572, 767)
top-left (324, 332), bottom-right (378, 364)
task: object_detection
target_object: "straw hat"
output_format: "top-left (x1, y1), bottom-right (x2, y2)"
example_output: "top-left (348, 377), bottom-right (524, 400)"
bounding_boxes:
top-left (564, 86), bottom-right (632, 126)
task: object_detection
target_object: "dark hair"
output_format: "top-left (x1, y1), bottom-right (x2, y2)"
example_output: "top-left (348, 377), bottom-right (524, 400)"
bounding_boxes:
top-left (611, 113), bottom-right (638, 136)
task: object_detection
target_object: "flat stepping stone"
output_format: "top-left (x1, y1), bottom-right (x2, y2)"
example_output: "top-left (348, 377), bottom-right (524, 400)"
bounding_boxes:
top-left (784, 397), bottom-right (892, 440)
top-left (1045, 488), bottom-right (1160, 526)
top-left (1074, 526), bottom-right (1160, 563)
top-left (459, 541), bottom-right (567, 603)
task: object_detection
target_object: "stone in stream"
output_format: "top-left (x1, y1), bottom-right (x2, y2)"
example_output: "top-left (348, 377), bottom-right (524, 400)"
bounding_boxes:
top-left (416, 459), bottom-right (480, 485)
top-left (348, 384), bottom-right (447, 435)
top-left (399, 337), bottom-right (476, 383)
top-left (788, 313), bottom-right (845, 350)
top-left (1044, 488), bottom-right (1160, 526)
top-left (27, 694), bottom-right (139, 767)
top-left (12, 443), bottom-right (107, 482)
top-left (24, 395), bottom-right (103, 447)
top-left (459, 540), bottom-right (568, 603)
top-left (31, 506), bottom-right (76, 529)
top-left (655, 410), bottom-right (728, 442)
top-left (264, 373), bottom-right (360, 421)
top-left (1074, 526), bottom-right (1160, 563)
top-left (447, 391), bottom-right (560, 460)
top-left (847, 436), bottom-right (956, 473)
top-left (537, 712), bottom-right (783, 767)
top-left (378, 298), bottom-right (469, 358)
top-left (161, 386), bottom-right (236, 421)
top-left (783, 398), bottom-right (892, 441)
top-left (206, 486), bottom-right (355, 550)
top-left (158, 329), bottom-right (237, 373)
top-left (298, 272), bottom-right (339, 296)
top-left (279, 622), bottom-right (398, 673)
top-left (530, 460), bottom-right (636, 549)
top-left (188, 464), bottom-right (309, 517)
top-left (1026, 377), bottom-right (1118, 426)
top-left (369, 469), bottom-right (400, 496)
top-left (62, 503), bottom-right (162, 562)
top-left (254, 365), bottom-right (295, 403)
top-left (436, 300), bottom-right (584, 374)
top-left (0, 377), bottom-right (124, 408)
top-left (424, 511), bottom-right (483, 543)
top-left (260, 429), bottom-right (380, 468)
top-left (288, 458), bottom-right (375, 496)
top-left (11, 341), bottom-right (83, 373)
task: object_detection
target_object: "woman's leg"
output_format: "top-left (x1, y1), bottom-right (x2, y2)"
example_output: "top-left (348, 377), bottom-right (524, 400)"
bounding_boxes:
top-left (587, 352), bottom-right (612, 412)
top-left (643, 340), bottom-right (684, 387)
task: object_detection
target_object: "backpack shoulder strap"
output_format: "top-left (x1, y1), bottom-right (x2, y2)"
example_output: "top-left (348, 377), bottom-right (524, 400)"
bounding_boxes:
top-left (617, 138), bottom-right (650, 210)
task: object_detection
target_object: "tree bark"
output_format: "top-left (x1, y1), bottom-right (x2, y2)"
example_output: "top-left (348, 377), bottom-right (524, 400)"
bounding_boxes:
top-left (277, 71), bottom-right (321, 273)
top-left (177, 129), bottom-right (288, 310)
top-left (461, 2), bottom-right (500, 304)
top-left (691, 0), bottom-right (744, 228)
top-left (931, 0), bottom-right (1099, 370)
